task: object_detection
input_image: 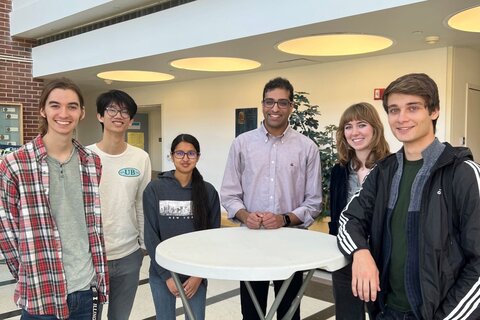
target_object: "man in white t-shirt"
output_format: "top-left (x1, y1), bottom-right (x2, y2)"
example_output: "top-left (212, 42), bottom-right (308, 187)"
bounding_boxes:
top-left (88, 90), bottom-right (151, 320)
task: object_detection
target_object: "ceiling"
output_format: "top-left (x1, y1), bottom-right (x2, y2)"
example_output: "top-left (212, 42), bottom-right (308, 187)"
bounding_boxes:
top-left (11, 0), bottom-right (169, 38)
top-left (36, 0), bottom-right (480, 91)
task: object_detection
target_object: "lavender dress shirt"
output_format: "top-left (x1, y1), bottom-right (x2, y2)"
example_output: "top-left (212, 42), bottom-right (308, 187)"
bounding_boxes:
top-left (220, 123), bottom-right (322, 228)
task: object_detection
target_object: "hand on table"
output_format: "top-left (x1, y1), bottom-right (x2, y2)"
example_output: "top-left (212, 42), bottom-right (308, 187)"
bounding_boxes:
top-left (183, 276), bottom-right (203, 299)
top-left (351, 249), bottom-right (381, 302)
top-left (245, 212), bottom-right (264, 229)
top-left (261, 212), bottom-right (283, 229)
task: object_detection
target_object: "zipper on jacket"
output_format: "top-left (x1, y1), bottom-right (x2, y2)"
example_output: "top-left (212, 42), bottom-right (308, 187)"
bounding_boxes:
top-left (416, 174), bottom-right (436, 319)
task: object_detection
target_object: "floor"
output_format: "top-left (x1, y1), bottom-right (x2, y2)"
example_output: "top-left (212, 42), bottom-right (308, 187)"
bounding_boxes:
top-left (0, 255), bottom-right (342, 320)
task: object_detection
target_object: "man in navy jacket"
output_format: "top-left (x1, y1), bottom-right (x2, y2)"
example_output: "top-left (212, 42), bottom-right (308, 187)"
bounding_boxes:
top-left (337, 73), bottom-right (480, 319)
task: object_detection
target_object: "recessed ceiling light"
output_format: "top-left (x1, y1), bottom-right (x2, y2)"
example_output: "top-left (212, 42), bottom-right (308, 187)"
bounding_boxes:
top-left (277, 34), bottom-right (393, 56)
top-left (424, 35), bottom-right (440, 45)
top-left (170, 57), bottom-right (261, 72)
top-left (97, 70), bottom-right (174, 82)
top-left (447, 5), bottom-right (480, 32)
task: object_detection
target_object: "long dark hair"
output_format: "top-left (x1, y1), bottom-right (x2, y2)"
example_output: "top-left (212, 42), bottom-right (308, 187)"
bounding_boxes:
top-left (171, 134), bottom-right (210, 230)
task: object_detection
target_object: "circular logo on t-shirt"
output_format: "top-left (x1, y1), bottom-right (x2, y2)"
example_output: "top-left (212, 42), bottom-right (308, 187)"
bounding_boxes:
top-left (118, 168), bottom-right (140, 177)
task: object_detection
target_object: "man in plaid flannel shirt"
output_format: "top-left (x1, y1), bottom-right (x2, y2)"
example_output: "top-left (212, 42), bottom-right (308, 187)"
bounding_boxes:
top-left (0, 78), bottom-right (109, 319)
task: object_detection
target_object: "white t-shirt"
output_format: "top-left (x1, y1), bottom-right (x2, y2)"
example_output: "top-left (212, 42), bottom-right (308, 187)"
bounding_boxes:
top-left (87, 143), bottom-right (151, 260)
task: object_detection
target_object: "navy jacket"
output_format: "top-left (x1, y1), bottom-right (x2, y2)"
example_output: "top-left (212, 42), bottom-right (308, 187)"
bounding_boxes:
top-left (329, 163), bottom-right (349, 236)
top-left (337, 142), bottom-right (480, 319)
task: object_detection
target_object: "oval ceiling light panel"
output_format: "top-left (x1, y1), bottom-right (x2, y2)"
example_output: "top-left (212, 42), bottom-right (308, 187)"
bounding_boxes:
top-left (170, 57), bottom-right (261, 72)
top-left (277, 34), bottom-right (393, 56)
top-left (97, 70), bottom-right (174, 82)
top-left (447, 5), bottom-right (480, 32)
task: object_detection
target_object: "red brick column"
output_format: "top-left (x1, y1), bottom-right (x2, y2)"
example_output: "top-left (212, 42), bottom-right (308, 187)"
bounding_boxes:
top-left (0, 0), bottom-right (43, 143)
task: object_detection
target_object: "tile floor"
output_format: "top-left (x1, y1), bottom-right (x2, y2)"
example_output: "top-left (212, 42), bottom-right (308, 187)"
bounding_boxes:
top-left (0, 255), bottom-right (345, 320)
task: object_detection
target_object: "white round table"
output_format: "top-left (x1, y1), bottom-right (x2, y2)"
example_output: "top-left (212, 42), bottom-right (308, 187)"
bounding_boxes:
top-left (156, 227), bottom-right (347, 320)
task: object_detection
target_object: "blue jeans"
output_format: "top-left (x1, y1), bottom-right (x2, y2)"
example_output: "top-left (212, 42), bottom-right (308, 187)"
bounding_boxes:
top-left (105, 248), bottom-right (144, 320)
top-left (149, 271), bottom-right (207, 320)
top-left (21, 289), bottom-right (93, 319)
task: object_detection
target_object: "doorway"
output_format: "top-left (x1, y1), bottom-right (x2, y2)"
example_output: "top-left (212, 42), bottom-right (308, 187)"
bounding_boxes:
top-left (465, 84), bottom-right (480, 161)
top-left (133, 105), bottom-right (162, 172)
top-left (127, 113), bottom-right (149, 153)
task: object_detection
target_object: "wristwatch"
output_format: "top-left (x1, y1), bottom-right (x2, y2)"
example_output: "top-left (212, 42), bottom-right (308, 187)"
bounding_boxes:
top-left (282, 213), bottom-right (291, 227)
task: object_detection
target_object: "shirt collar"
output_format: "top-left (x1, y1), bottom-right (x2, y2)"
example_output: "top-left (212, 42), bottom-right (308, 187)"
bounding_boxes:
top-left (32, 135), bottom-right (48, 161)
top-left (32, 134), bottom-right (91, 164)
top-left (260, 121), bottom-right (292, 143)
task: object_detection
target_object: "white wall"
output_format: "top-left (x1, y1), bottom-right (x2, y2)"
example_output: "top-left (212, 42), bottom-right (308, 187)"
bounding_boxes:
top-left (79, 47), bottom-right (449, 192)
top-left (79, 90), bottom-right (103, 143)
top-left (448, 47), bottom-right (480, 146)
top-left (144, 107), bottom-right (162, 171)
top-left (10, 0), bottom-right (111, 35)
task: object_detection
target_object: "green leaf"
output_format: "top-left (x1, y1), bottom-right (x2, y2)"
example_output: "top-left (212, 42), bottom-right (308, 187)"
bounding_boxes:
top-left (290, 91), bottom-right (338, 218)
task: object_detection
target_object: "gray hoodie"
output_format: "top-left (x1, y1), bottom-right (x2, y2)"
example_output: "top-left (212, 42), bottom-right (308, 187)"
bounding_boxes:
top-left (143, 170), bottom-right (220, 280)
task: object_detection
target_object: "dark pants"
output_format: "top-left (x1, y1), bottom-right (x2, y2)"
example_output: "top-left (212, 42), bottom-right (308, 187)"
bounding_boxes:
top-left (240, 271), bottom-right (303, 320)
top-left (332, 264), bottom-right (366, 320)
top-left (376, 306), bottom-right (416, 320)
top-left (105, 248), bottom-right (144, 320)
top-left (21, 289), bottom-right (93, 320)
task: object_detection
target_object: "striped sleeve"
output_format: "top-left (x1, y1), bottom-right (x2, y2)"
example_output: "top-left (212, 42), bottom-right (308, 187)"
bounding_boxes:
top-left (337, 165), bottom-right (377, 257)
top-left (442, 160), bottom-right (480, 320)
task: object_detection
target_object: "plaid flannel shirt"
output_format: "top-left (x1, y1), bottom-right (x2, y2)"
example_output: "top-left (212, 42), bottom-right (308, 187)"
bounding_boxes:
top-left (0, 135), bottom-right (109, 319)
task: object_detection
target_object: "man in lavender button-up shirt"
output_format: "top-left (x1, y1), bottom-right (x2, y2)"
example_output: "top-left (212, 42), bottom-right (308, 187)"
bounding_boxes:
top-left (220, 77), bottom-right (322, 320)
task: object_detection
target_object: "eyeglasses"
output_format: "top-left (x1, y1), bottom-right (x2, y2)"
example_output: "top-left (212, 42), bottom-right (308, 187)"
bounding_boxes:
top-left (173, 150), bottom-right (199, 159)
top-left (105, 107), bottom-right (130, 118)
top-left (262, 98), bottom-right (292, 109)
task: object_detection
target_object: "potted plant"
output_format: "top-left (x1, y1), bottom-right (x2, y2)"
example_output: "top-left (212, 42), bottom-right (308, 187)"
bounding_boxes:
top-left (289, 91), bottom-right (338, 222)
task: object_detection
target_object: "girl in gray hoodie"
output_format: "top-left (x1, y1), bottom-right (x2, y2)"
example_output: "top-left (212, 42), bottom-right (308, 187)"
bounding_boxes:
top-left (144, 133), bottom-right (220, 320)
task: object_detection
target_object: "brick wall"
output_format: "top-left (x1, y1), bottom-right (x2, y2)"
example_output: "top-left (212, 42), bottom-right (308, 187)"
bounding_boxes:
top-left (0, 0), bottom-right (43, 143)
